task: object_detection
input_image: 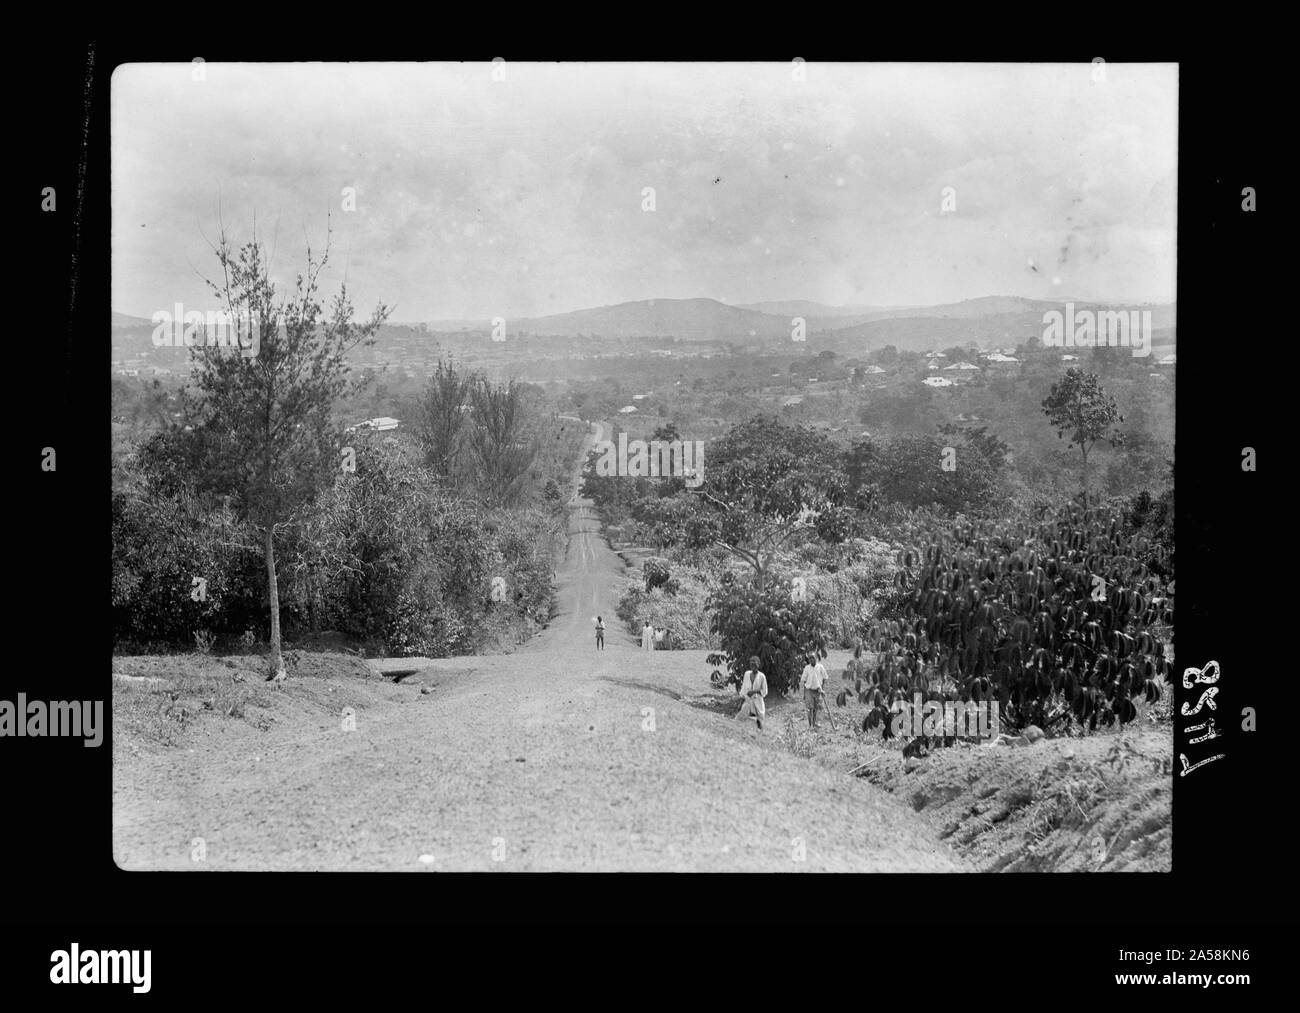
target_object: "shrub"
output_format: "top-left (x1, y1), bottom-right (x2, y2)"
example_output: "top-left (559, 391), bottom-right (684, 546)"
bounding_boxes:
top-left (860, 503), bottom-right (1173, 736)
top-left (706, 580), bottom-right (829, 695)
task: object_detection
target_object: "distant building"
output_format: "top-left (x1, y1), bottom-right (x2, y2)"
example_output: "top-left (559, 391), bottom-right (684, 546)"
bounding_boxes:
top-left (1061, 354), bottom-right (1079, 361)
top-left (781, 395), bottom-right (803, 408)
top-left (1156, 353), bottom-right (1176, 365)
top-left (985, 353), bottom-right (1019, 364)
top-left (619, 406), bottom-right (638, 414)
top-left (346, 416), bottom-right (400, 433)
top-left (922, 377), bottom-right (954, 388)
top-left (861, 365), bottom-right (885, 375)
top-left (944, 361), bottom-right (980, 372)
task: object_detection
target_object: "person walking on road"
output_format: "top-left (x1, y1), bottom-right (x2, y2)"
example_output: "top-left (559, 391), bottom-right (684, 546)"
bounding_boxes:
top-left (801, 653), bottom-right (828, 729)
top-left (735, 657), bottom-right (768, 731)
top-left (595, 616), bottom-right (605, 651)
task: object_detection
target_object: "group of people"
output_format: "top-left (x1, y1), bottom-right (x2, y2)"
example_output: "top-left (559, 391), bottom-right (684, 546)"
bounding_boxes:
top-left (591, 617), bottom-right (670, 652)
top-left (640, 621), bottom-right (669, 651)
top-left (734, 653), bottom-right (830, 732)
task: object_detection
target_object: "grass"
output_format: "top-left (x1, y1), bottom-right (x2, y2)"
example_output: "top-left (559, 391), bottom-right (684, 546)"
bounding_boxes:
top-left (117, 663), bottom-right (272, 747)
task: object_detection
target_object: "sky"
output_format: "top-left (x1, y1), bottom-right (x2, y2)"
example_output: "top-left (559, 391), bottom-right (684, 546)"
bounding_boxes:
top-left (112, 62), bottom-right (1178, 322)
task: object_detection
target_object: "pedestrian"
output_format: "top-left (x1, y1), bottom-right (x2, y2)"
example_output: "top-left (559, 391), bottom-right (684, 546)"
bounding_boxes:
top-left (642, 620), bottom-right (653, 652)
top-left (736, 656), bottom-right (768, 731)
top-left (813, 655), bottom-right (831, 727)
top-left (801, 653), bottom-right (828, 729)
top-left (595, 615), bottom-right (605, 651)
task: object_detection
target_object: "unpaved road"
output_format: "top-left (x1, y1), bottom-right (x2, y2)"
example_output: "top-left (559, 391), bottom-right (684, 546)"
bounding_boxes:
top-left (113, 422), bottom-right (962, 871)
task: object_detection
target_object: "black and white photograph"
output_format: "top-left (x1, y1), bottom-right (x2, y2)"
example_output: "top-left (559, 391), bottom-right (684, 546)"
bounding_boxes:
top-left (103, 61), bottom-right (1181, 873)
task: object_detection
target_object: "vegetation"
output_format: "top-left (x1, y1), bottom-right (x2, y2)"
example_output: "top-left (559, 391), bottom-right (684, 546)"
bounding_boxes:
top-left (855, 503), bottom-right (1173, 741)
top-left (112, 233), bottom-right (576, 665)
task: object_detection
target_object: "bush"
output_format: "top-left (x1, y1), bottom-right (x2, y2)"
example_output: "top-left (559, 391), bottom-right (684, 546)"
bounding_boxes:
top-left (113, 427), bottom-right (563, 657)
top-left (706, 581), bottom-right (829, 695)
top-left (861, 503), bottom-right (1173, 735)
top-left (617, 574), bottom-right (716, 649)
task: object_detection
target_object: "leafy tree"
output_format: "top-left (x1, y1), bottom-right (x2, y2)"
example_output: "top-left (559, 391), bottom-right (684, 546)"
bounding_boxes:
top-left (690, 415), bottom-right (851, 590)
top-left (185, 226), bottom-right (388, 678)
top-left (842, 437), bottom-right (880, 511)
top-left (416, 358), bottom-right (473, 479)
top-left (875, 433), bottom-right (1002, 514)
top-left (468, 377), bottom-right (538, 507)
top-left (1041, 368), bottom-right (1124, 508)
top-left (706, 581), bottom-right (828, 695)
top-left (860, 504), bottom-right (1172, 738)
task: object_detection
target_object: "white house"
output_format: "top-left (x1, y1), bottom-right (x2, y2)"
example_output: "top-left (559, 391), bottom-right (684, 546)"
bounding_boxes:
top-left (347, 416), bottom-right (400, 433)
top-left (944, 361), bottom-right (980, 373)
top-left (922, 377), bottom-right (955, 388)
top-left (986, 353), bottom-right (1020, 364)
top-left (619, 405), bottom-right (638, 414)
top-left (1061, 354), bottom-right (1079, 361)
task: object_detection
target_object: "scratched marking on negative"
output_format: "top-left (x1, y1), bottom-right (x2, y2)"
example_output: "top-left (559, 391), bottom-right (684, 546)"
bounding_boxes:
top-left (1179, 661), bottom-right (1225, 776)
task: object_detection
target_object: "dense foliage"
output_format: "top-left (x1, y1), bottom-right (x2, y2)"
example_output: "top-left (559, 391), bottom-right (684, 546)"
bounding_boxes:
top-left (855, 503), bottom-right (1173, 737)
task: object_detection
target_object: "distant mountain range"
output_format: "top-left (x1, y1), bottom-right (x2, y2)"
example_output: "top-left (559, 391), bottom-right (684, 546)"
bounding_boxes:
top-left (113, 295), bottom-right (1176, 355)
top-left (422, 295), bottom-right (1175, 351)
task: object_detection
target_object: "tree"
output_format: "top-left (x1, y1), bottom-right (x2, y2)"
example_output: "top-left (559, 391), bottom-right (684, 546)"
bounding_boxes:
top-left (185, 225), bottom-right (389, 679)
top-left (1041, 368), bottom-right (1124, 508)
top-left (862, 503), bottom-right (1172, 736)
top-left (690, 415), bottom-right (851, 590)
top-left (875, 433), bottom-right (1002, 515)
top-left (468, 377), bottom-right (537, 507)
top-left (416, 359), bottom-right (474, 480)
top-left (706, 582), bottom-right (828, 695)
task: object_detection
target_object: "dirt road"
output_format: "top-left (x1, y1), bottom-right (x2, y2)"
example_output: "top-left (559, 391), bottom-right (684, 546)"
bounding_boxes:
top-left (113, 422), bottom-right (962, 871)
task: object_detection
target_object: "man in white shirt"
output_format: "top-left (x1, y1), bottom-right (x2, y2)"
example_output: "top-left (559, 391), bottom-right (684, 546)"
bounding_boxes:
top-left (735, 656), bottom-right (768, 731)
top-left (801, 654), bottom-right (829, 729)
